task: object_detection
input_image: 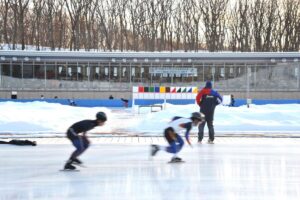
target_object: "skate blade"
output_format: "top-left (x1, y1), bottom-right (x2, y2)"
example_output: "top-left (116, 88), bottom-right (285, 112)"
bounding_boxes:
top-left (168, 160), bottom-right (185, 164)
top-left (59, 169), bottom-right (80, 172)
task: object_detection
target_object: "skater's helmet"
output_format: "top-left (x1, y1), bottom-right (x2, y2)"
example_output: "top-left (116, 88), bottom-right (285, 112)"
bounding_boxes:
top-left (191, 112), bottom-right (205, 121)
top-left (96, 112), bottom-right (107, 122)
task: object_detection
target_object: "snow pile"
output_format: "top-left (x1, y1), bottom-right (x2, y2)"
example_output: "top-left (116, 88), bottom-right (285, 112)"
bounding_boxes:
top-left (0, 101), bottom-right (299, 136)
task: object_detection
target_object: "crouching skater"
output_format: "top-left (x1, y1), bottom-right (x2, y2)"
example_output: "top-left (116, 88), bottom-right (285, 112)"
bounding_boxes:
top-left (151, 112), bottom-right (204, 163)
top-left (64, 112), bottom-right (107, 170)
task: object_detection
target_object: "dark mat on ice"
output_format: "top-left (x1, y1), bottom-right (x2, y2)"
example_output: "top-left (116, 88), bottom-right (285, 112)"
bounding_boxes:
top-left (0, 139), bottom-right (37, 146)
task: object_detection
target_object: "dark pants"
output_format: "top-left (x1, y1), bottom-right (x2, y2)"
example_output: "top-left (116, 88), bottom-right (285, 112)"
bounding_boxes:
top-left (164, 128), bottom-right (184, 154)
top-left (198, 120), bottom-right (215, 142)
top-left (67, 130), bottom-right (90, 160)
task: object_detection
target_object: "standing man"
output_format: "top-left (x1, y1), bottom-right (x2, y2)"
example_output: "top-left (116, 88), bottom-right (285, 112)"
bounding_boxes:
top-left (151, 112), bottom-right (205, 162)
top-left (64, 112), bottom-right (107, 170)
top-left (230, 94), bottom-right (235, 107)
top-left (196, 81), bottom-right (222, 144)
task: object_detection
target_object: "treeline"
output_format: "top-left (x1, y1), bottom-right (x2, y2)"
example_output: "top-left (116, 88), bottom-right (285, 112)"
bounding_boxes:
top-left (0, 0), bottom-right (299, 52)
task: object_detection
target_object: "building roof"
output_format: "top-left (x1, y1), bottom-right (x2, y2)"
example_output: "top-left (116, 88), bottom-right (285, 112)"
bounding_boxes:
top-left (0, 50), bottom-right (300, 63)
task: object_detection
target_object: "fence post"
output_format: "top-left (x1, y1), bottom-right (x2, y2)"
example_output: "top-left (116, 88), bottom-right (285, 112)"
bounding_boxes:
top-left (297, 63), bottom-right (300, 90)
top-left (246, 65), bottom-right (251, 108)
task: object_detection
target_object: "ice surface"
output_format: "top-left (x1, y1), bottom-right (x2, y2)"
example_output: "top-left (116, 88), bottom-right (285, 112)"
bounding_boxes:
top-left (0, 137), bottom-right (300, 200)
top-left (0, 101), bottom-right (300, 135)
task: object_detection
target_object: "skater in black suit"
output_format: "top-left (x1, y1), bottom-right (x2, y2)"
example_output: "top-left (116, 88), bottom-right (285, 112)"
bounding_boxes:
top-left (64, 112), bottom-right (107, 170)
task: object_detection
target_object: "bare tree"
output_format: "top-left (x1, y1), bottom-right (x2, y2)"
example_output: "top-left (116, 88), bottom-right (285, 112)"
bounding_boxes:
top-left (192, 0), bottom-right (202, 51)
top-left (32, 0), bottom-right (46, 50)
top-left (115, 0), bottom-right (129, 51)
top-left (281, 0), bottom-right (300, 51)
top-left (10, 1), bottom-right (18, 49)
top-left (199, 0), bottom-right (229, 52)
top-left (173, 4), bottom-right (182, 50)
top-left (96, 0), bottom-right (116, 51)
top-left (273, 7), bottom-right (284, 51)
top-left (55, 0), bottom-right (67, 50)
top-left (145, 0), bottom-right (160, 51)
top-left (81, 0), bottom-right (95, 51)
top-left (156, 0), bottom-right (172, 51)
top-left (182, 0), bottom-right (200, 51)
top-left (10, 0), bottom-right (30, 50)
top-left (228, 0), bottom-right (252, 51)
top-left (43, 0), bottom-right (56, 50)
top-left (0, 0), bottom-right (11, 46)
top-left (65, 0), bottom-right (88, 50)
top-left (128, 0), bottom-right (146, 51)
top-left (251, 0), bottom-right (267, 51)
top-left (1, 0), bottom-right (300, 52)
top-left (263, 0), bottom-right (278, 51)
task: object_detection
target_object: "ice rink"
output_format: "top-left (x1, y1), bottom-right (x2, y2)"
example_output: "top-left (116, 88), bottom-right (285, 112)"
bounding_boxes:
top-left (0, 136), bottom-right (300, 200)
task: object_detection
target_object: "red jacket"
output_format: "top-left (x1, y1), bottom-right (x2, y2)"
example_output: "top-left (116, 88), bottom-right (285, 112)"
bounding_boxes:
top-left (196, 88), bottom-right (211, 106)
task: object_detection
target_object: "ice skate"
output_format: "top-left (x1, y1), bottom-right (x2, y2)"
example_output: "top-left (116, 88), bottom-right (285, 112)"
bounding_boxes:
top-left (207, 139), bottom-right (214, 144)
top-left (151, 145), bottom-right (159, 156)
top-left (63, 161), bottom-right (76, 171)
top-left (168, 156), bottom-right (184, 163)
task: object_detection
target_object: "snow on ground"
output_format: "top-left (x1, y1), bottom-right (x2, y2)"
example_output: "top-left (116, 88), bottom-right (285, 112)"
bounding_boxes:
top-left (0, 101), bottom-right (300, 136)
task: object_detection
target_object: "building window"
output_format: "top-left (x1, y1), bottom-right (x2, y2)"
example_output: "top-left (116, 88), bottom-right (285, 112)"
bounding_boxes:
top-left (141, 67), bottom-right (144, 77)
top-left (122, 67), bottom-right (126, 77)
top-left (220, 68), bottom-right (225, 78)
top-left (211, 67), bottom-right (215, 74)
top-left (113, 67), bottom-right (117, 77)
top-left (59, 66), bottom-right (63, 74)
top-left (68, 67), bottom-right (72, 76)
top-left (95, 67), bottom-right (100, 79)
top-left (86, 67), bottom-right (90, 77)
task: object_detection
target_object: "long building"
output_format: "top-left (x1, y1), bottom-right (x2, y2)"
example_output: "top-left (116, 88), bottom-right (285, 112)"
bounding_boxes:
top-left (0, 50), bottom-right (299, 99)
